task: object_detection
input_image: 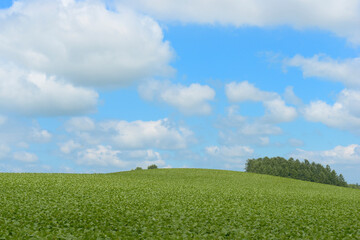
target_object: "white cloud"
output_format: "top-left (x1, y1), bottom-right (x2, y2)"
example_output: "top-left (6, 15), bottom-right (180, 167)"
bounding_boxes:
top-left (219, 122), bottom-right (281, 146)
top-left (77, 145), bottom-right (128, 167)
top-left (285, 55), bottom-right (360, 88)
top-left (0, 116), bottom-right (6, 125)
top-left (225, 81), bottom-right (276, 102)
top-left (0, 144), bottom-right (10, 159)
top-left (60, 140), bottom-right (81, 154)
top-left (286, 55), bottom-right (360, 133)
top-left (139, 159), bottom-right (166, 168)
top-left (17, 142), bottom-right (29, 149)
top-left (206, 145), bottom-right (254, 158)
top-left (238, 122), bottom-right (282, 136)
top-left (65, 117), bottom-right (96, 132)
top-left (128, 149), bottom-right (166, 168)
top-left (218, 105), bottom-right (283, 146)
top-left (304, 89), bottom-right (360, 132)
top-left (62, 117), bottom-right (194, 151)
top-left (31, 128), bottom-right (52, 142)
top-left (263, 98), bottom-right (297, 123)
top-left (118, 0), bottom-right (360, 44)
top-left (0, 0), bottom-right (173, 87)
top-left (220, 82), bottom-right (298, 146)
top-left (225, 81), bottom-right (297, 123)
top-left (290, 144), bottom-right (360, 165)
top-left (138, 80), bottom-right (215, 115)
top-left (76, 145), bottom-right (164, 168)
top-left (0, 64), bottom-right (98, 116)
top-left (13, 151), bottom-right (38, 163)
top-left (102, 118), bottom-right (194, 149)
top-left (205, 145), bottom-right (254, 169)
top-left (284, 86), bottom-right (302, 106)
top-left (0, 118), bottom-right (53, 149)
top-left (288, 138), bottom-right (304, 147)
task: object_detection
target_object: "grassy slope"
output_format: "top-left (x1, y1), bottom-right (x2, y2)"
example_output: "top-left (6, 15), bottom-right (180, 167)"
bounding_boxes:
top-left (0, 168), bottom-right (359, 239)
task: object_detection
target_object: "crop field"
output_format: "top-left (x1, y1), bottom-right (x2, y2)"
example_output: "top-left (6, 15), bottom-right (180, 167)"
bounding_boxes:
top-left (0, 169), bottom-right (359, 239)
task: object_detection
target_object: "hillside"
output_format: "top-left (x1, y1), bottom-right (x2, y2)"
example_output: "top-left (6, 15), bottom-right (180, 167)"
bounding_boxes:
top-left (0, 169), bottom-right (359, 239)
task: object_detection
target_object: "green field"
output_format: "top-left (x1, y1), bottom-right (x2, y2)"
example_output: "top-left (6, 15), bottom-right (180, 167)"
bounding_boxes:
top-left (0, 169), bottom-right (359, 239)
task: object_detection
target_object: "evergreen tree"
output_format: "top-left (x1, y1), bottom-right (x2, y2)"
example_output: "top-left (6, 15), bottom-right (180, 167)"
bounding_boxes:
top-left (245, 157), bottom-right (348, 187)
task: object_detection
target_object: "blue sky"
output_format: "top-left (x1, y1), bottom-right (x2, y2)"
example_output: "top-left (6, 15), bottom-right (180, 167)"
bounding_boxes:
top-left (1, 0), bottom-right (360, 183)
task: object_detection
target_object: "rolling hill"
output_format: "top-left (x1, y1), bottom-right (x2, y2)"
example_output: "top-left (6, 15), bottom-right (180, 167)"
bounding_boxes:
top-left (0, 169), bottom-right (359, 239)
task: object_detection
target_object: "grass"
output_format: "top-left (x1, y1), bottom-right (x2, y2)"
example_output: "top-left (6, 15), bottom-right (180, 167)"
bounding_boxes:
top-left (0, 168), bottom-right (359, 239)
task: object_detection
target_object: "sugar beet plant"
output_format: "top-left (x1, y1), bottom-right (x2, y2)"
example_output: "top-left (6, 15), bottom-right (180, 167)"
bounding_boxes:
top-left (0, 169), bottom-right (359, 239)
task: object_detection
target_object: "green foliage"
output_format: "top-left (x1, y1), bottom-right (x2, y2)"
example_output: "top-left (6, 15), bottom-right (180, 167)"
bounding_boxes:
top-left (349, 183), bottom-right (360, 190)
top-left (0, 169), bottom-right (359, 239)
top-left (246, 157), bottom-right (348, 187)
top-left (134, 167), bottom-right (143, 170)
top-left (147, 164), bottom-right (158, 169)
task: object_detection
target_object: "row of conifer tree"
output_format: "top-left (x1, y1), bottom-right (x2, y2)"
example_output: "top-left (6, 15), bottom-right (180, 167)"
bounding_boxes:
top-left (245, 157), bottom-right (348, 187)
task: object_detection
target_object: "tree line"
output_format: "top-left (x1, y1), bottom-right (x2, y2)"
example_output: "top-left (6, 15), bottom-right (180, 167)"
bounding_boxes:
top-left (245, 157), bottom-right (348, 187)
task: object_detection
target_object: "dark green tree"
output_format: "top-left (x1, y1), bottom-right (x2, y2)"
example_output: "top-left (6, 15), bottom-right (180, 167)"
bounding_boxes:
top-left (245, 157), bottom-right (348, 187)
top-left (147, 164), bottom-right (158, 170)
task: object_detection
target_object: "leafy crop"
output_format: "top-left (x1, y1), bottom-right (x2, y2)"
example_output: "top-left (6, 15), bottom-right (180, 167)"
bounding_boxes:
top-left (0, 169), bottom-right (359, 239)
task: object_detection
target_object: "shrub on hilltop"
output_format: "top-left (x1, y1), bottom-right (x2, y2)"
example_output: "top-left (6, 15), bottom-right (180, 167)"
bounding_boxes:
top-left (147, 164), bottom-right (158, 170)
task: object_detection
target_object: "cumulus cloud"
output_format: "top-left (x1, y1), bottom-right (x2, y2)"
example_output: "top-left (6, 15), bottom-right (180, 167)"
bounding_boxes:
top-left (0, 0), bottom-right (173, 87)
top-left (304, 89), bottom-right (360, 133)
top-left (219, 81), bottom-right (305, 146)
top-left (76, 145), bottom-right (128, 167)
top-left (262, 98), bottom-right (298, 123)
top-left (226, 81), bottom-right (276, 102)
top-left (0, 118), bottom-right (53, 151)
top-left (284, 86), bottom-right (302, 106)
top-left (225, 81), bottom-right (297, 123)
top-left (219, 124), bottom-right (280, 146)
top-left (0, 144), bottom-right (10, 159)
top-left (57, 117), bottom-right (192, 170)
top-left (76, 145), bottom-right (165, 168)
top-left (220, 82), bottom-right (298, 147)
top-left (218, 106), bottom-right (281, 146)
top-left (290, 144), bottom-right (360, 165)
top-left (101, 118), bottom-right (194, 149)
top-left (31, 128), bottom-right (52, 142)
top-left (205, 145), bottom-right (254, 169)
top-left (206, 145), bottom-right (254, 158)
top-left (65, 117), bottom-right (96, 132)
top-left (285, 55), bottom-right (360, 88)
top-left (59, 140), bottom-right (82, 154)
top-left (63, 117), bottom-right (194, 150)
top-left (118, 0), bottom-right (360, 44)
top-left (13, 151), bottom-right (38, 163)
top-left (138, 80), bottom-right (215, 115)
top-left (0, 64), bottom-right (98, 116)
top-left (288, 138), bottom-right (304, 147)
top-left (238, 122), bottom-right (282, 136)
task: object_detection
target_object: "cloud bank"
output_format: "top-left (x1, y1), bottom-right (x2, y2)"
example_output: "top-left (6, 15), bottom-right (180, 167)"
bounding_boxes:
top-left (0, 0), bottom-right (173, 87)
top-left (285, 55), bottom-right (360, 88)
top-left (291, 144), bottom-right (360, 165)
top-left (118, 0), bottom-right (360, 44)
top-left (0, 64), bottom-right (98, 116)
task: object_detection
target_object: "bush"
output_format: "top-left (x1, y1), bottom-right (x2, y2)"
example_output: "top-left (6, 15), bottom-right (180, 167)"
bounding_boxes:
top-left (147, 164), bottom-right (158, 170)
top-left (349, 183), bottom-right (360, 190)
top-left (135, 167), bottom-right (142, 170)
